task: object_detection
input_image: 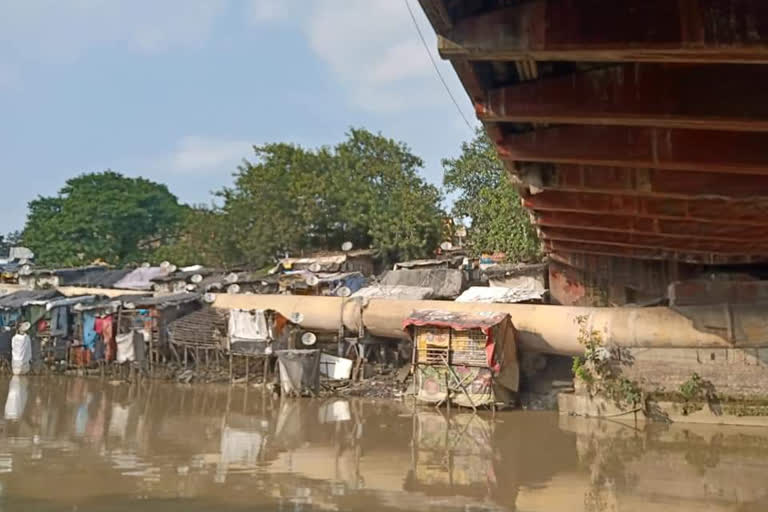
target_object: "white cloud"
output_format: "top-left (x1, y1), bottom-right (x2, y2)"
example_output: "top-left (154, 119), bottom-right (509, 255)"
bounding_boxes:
top-left (0, 0), bottom-right (227, 62)
top-left (1, 0), bottom-right (474, 116)
top-left (247, 0), bottom-right (293, 24)
top-left (168, 136), bottom-right (253, 175)
top-left (247, 0), bottom-right (471, 115)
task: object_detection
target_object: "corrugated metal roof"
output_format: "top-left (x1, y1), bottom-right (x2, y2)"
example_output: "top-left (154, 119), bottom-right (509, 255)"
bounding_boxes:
top-left (0, 289), bottom-right (61, 310)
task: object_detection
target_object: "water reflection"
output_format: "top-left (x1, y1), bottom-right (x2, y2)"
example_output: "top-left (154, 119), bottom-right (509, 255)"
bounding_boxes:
top-left (0, 378), bottom-right (764, 511)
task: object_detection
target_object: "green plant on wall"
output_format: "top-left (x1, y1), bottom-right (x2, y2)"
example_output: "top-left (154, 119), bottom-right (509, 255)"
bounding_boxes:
top-left (678, 372), bottom-right (716, 415)
top-left (572, 315), bottom-right (643, 410)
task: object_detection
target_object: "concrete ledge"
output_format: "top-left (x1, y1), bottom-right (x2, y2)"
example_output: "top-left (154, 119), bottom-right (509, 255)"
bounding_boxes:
top-left (558, 391), bottom-right (768, 427)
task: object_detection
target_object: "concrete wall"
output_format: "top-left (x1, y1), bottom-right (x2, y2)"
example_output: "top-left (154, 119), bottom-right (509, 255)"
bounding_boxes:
top-left (617, 347), bottom-right (768, 397)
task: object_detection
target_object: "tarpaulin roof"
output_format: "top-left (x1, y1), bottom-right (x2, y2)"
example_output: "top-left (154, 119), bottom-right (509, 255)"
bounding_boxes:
top-left (455, 284), bottom-right (545, 304)
top-left (150, 269), bottom-right (214, 283)
top-left (0, 289), bottom-right (61, 310)
top-left (380, 269), bottom-right (465, 299)
top-left (352, 285), bottom-right (434, 301)
top-left (123, 292), bottom-right (201, 309)
top-left (403, 309), bottom-right (510, 332)
top-left (60, 268), bottom-right (132, 287)
top-left (75, 294), bottom-right (152, 312)
top-left (278, 250), bottom-right (374, 272)
top-left (113, 267), bottom-right (170, 290)
top-left (393, 259), bottom-right (450, 270)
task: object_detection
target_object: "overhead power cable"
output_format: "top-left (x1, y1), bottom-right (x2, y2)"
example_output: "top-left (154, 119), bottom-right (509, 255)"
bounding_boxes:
top-left (404, 0), bottom-right (474, 132)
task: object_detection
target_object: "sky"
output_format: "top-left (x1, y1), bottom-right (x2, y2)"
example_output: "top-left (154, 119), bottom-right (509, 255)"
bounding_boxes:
top-left (0, 0), bottom-right (478, 234)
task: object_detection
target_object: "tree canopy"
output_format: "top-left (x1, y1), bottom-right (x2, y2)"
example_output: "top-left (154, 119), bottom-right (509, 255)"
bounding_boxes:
top-left (22, 171), bottom-right (186, 266)
top-left (14, 130), bottom-right (461, 269)
top-left (211, 129), bottom-right (443, 267)
top-left (443, 128), bottom-right (541, 262)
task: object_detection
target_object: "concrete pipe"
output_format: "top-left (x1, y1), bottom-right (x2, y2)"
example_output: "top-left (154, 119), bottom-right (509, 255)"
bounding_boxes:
top-left (212, 294), bottom-right (759, 356)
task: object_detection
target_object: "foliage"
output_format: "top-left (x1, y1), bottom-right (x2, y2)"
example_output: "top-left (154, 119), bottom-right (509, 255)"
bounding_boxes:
top-left (572, 315), bottom-right (643, 409)
top-left (151, 206), bottom-right (239, 267)
top-left (679, 372), bottom-right (716, 415)
top-left (217, 129), bottom-right (443, 267)
top-left (17, 130), bottom-right (445, 269)
top-left (442, 127), bottom-right (541, 262)
top-left (22, 171), bottom-right (186, 266)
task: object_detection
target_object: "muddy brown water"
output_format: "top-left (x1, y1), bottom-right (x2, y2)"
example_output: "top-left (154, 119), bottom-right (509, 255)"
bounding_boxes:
top-left (0, 376), bottom-right (765, 511)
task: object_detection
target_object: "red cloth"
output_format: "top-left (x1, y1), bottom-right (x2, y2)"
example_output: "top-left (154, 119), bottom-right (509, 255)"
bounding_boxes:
top-left (95, 316), bottom-right (116, 362)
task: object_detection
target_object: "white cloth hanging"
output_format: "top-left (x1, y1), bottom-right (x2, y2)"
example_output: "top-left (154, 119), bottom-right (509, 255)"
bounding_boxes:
top-left (11, 334), bottom-right (31, 375)
top-left (116, 332), bottom-right (136, 363)
top-left (228, 309), bottom-right (270, 347)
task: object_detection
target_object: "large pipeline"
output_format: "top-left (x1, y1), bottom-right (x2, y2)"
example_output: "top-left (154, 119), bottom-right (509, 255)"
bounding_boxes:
top-left (212, 294), bottom-right (766, 355)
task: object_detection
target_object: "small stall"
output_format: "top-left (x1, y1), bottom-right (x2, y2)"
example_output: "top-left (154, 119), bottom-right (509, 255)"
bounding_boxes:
top-left (226, 308), bottom-right (301, 383)
top-left (71, 294), bottom-right (140, 369)
top-left (115, 292), bottom-right (202, 370)
top-left (404, 310), bottom-right (519, 410)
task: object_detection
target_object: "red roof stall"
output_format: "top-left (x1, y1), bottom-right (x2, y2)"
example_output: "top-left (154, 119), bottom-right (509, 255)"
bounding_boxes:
top-left (404, 310), bottom-right (519, 409)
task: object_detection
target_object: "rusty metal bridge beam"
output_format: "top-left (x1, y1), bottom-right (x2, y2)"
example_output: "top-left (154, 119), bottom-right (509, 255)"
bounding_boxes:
top-left (498, 125), bottom-right (768, 174)
top-left (515, 164), bottom-right (768, 200)
top-left (522, 190), bottom-right (768, 227)
top-left (543, 240), bottom-right (768, 265)
top-left (534, 211), bottom-right (768, 242)
top-left (436, 0), bottom-right (768, 64)
top-left (479, 64), bottom-right (768, 131)
top-left (539, 226), bottom-right (768, 253)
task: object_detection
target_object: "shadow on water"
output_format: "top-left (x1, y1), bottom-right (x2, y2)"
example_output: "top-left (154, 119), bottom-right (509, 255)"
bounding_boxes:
top-left (0, 376), bottom-right (765, 511)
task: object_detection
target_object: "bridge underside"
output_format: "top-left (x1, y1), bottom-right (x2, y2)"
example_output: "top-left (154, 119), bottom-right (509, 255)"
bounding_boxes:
top-left (420, 0), bottom-right (768, 305)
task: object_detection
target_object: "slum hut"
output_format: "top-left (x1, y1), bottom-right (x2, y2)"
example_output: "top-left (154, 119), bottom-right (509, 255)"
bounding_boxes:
top-left (70, 294), bottom-right (148, 370)
top-left (24, 294), bottom-right (100, 367)
top-left (278, 249), bottom-right (376, 276)
top-left (455, 285), bottom-right (546, 304)
top-left (226, 308), bottom-right (302, 383)
top-left (151, 269), bottom-right (215, 294)
top-left (393, 259), bottom-right (453, 271)
top-left (277, 271), bottom-right (367, 297)
top-left (113, 266), bottom-right (172, 291)
top-left (219, 271), bottom-right (280, 295)
top-left (380, 268), bottom-right (466, 300)
top-left (403, 310), bottom-right (519, 410)
top-left (116, 292), bottom-right (202, 370)
top-left (184, 270), bottom-right (280, 295)
top-left (59, 268), bottom-right (132, 289)
top-left (481, 262), bottom-right (548, 291)
top-left (351, 285), bottom-right (434, 301)
top-left (17, 266), bottom-right (125, 290)
top-left (167, 306), bottom-right (229, 370)
top-left (0, 289), bottom-right (61, 366)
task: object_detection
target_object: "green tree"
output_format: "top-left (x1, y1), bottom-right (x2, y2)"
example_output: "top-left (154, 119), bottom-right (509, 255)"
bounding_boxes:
top-left (443, 128), bottom-right (541, 262)
top-left (151, 206), bottom-right (239, 268)
top-left (218, 129), bottom-right (443, 267)
top-left (22, 171), bottom-right (185, 266)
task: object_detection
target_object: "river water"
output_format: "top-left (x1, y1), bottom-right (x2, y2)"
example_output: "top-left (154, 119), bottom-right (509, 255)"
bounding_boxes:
top-left (0, 376), bottom-right (765, 511)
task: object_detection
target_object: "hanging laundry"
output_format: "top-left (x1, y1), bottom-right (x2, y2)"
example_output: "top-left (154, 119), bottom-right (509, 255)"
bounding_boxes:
top-left (49, 306), bottom-right (69, 336)
top-left (11, 331), bottom-right (31, 376)
top-left (95, 316), bottom-right (115, 362)
top-left (228, 309), bottom-right (269, 345)
top-left (82, 313), bottom-right (98, 351)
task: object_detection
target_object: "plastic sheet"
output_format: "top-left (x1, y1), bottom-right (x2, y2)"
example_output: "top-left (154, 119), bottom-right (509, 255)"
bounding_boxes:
top-left (276, 349), bottom-right (320, 396)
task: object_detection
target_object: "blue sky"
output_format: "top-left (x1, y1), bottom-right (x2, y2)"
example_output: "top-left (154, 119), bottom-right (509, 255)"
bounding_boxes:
top-left (0, 0), bottom-right (477, 234)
